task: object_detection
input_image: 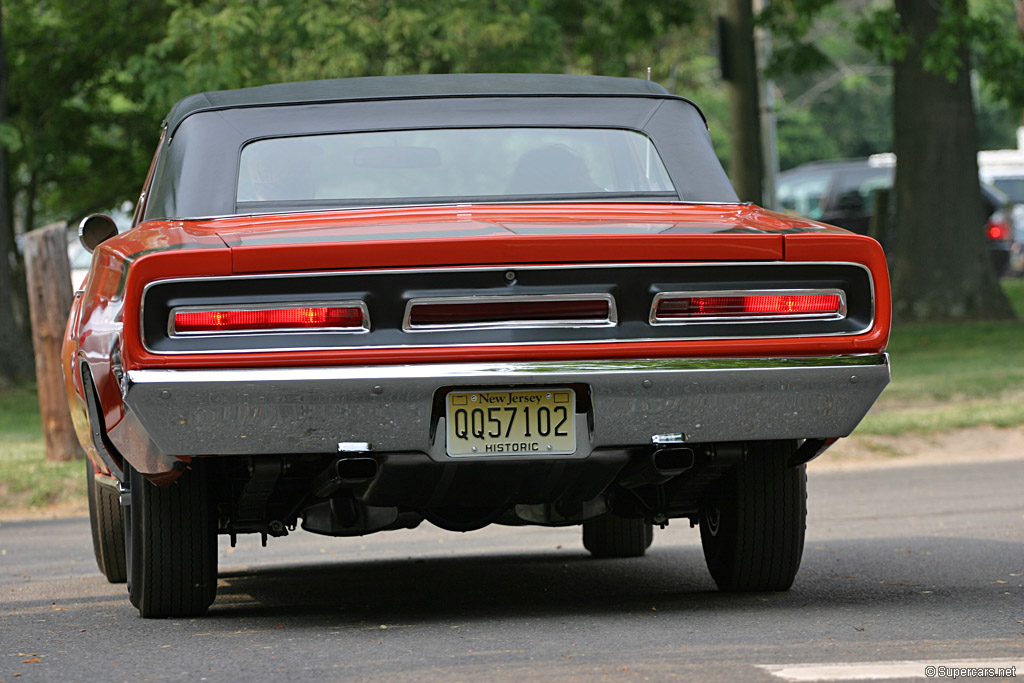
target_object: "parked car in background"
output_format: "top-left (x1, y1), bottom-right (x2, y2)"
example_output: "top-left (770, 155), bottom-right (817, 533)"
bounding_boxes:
top-left (67, 239), bottom-right (91, 290)
top-left (68, 205), bottom-right (131, 290)
top-left (777, 156), bottom-right (1019, 276)
top-left (979, 134), bottom-right (1024, 276)
top-left (64, 74), bottom-right (891, 618)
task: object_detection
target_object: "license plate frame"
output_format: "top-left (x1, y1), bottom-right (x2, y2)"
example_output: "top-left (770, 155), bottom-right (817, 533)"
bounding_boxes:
top-left (445, 388), bottom-right (577, 457)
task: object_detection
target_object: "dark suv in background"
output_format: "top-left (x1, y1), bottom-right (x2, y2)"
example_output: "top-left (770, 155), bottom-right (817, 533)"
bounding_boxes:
top-left (777, 157), bottom-right (1018, 276)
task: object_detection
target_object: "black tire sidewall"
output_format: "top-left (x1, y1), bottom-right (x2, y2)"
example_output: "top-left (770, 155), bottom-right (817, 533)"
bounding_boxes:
top-left (699, 441), bottom-right (806, 592)
top-left (127, 462), bottom-right (217, 618)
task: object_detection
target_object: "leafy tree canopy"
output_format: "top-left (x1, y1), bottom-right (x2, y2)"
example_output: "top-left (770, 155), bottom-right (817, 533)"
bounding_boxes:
top-left (3, 0), bottom-right (170, 227)
top-left (2, 0), bottom-right (700, 231)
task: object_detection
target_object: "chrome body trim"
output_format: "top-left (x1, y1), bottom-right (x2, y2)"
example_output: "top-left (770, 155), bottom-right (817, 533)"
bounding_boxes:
top-left (139, 262), bottom-right (876, 354)
top-left (338, 441), bottom-right (373, 452)
top-left (403, 293), bottom-right (617, 332)
top-left (168, 300), bottom-right (370, 337)
top-left (155, 201), bottom-right (747, 224)
top-left (649, 288), bottom-right (848, 325)
top-left (121, 354), bottom-right (889, 459)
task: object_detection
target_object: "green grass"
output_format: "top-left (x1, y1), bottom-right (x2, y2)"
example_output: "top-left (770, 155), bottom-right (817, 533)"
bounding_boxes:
top-left (1, 281), bottom-right (1022, 511)
top-left (0, 383), bottom-right (86, 513)
top-left (856, 278), bottom-right (1024, 435)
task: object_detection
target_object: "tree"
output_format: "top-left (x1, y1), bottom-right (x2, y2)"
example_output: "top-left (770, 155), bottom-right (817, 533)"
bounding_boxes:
top-left (0, 0), bottom-right (704, 383)
top-left (886, 0), bottom-right (1013, 321)
top-left (0, 1), bottom-right (33, 385)
top-left (128, 0), bottom-right (699, 114)
top-left (0, 1), bottom-right (172, 383)
top-left (767, 0), bottom-right (1020, 322)
top-left (720, 0), bottom-right (765, 203)
top-left (767, 5), bottom-right (894, 169)
top-left (854, 0), bottom-right (1016, 321)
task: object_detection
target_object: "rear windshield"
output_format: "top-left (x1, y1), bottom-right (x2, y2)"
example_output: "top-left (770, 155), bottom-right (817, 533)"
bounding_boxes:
top-left (236, 127), bottom-right (675, 209)
top-left (992, 177), bottom-right (1024, 203)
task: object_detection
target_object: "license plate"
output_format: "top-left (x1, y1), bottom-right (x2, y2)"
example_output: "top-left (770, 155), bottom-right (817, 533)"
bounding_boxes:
top-left (446, 388), bottom-right (576, 457)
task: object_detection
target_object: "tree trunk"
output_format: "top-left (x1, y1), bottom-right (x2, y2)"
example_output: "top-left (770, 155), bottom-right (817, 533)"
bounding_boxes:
top-left (0, 0), bottom-right (35, 385)
top-left (721, 0), bottom-right (764, 204)
top-left (23, 223), bottom-right (82, 462)
top-left (890, 0), bottom-right (1015, 322)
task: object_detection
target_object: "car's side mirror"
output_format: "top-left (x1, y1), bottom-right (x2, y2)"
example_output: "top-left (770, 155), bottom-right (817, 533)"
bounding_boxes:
top-left (79, 214), bottom-right (119, 253)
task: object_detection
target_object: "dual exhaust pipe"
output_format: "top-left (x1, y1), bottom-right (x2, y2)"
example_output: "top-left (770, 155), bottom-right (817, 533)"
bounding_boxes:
top-left (315, 447), bottom-right (692, 498)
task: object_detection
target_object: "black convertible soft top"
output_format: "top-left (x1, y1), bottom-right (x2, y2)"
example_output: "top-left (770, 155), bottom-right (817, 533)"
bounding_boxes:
top-left (144, 74), bottom-right (738, 220)
top-left (164, 74), bottom-right (688, 137)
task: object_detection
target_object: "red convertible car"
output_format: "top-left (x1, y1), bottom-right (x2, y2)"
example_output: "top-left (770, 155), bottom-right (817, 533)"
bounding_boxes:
top-left (64, 74), bottom-right (890, 618)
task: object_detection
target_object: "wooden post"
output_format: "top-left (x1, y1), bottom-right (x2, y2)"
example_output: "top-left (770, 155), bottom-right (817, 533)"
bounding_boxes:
top-left (23, 222), bottom-right (82, 462)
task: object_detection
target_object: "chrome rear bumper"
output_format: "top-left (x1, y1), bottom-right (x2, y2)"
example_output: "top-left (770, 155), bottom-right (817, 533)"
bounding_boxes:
top-left (119, 355), bottom-right (889, 459)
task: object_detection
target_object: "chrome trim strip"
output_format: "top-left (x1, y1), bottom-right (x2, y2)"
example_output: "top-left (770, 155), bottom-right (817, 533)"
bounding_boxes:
top-left (167, 300), bottom-right (370, 337)
top-left (403, 293), bottom-right (617, 332)
top-left (649, 288), bottom-right (848, 325)
top-left (139, 261), bottom-right (876, 354)
top-left (121, 354), bottom-right (890, 458)
top-left (131, 355), bottom-right (888, 383)
top-left (159, 201), bottom-right (746, 223)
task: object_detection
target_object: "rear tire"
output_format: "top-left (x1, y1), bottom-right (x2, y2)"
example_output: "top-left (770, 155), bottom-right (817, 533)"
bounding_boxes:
top-left (699, 441), bottom-right (806, 592)
top-left (86, 461), bottom-right (127, 583)
top-left (126, 462), bottom-right (217, 618)
top-left (582, 514), bottom-right (654, 558)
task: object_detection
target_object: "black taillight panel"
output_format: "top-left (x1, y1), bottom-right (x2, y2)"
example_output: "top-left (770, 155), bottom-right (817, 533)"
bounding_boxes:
top-left (141, 263), bottom-right (874, 353)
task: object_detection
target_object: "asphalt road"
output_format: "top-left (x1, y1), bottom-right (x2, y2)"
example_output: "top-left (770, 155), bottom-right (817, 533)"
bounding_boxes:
top-left (2, 459), bottom-right (1022, 682)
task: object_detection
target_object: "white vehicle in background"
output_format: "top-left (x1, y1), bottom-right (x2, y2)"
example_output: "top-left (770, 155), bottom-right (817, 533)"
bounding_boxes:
top-left (979, 128), bottom-right (1024, 276)
top-left (67, 203), bottom-right (132, 289)
top-left (67, 238), bottom-right (91, 289)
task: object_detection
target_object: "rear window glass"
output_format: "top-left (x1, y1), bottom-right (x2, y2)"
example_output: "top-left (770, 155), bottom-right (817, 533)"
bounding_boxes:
top-left (237, 127), bottom-right (675, 207)
top-left (833, 168), bottom-right (892, 202)
top-left (777, 174), bottom-right (830, 220)
top-left (992, 177), bottom-right (1024, 203)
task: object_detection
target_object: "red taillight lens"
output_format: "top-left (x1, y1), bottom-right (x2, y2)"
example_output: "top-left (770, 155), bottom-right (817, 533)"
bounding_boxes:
top-left (653, 292), bottom-right (844, 322)
top-left (987, 219), bottom-right (1010, 241)
top-left (406, 296), bottom-right (613, 329)
top-left (173, 305), bottom-right (366, 334)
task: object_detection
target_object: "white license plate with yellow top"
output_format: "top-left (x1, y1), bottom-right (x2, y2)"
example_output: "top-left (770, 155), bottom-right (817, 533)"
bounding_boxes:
top-left (445, 388), bottom-right (576, 457)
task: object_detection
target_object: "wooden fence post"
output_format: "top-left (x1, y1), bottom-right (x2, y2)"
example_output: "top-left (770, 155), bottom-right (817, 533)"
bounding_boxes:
top-left (23, 222), bottom-right (82, 462)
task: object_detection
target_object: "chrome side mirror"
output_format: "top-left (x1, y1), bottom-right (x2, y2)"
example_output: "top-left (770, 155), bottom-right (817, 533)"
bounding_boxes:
top-left (79, 214), bottom-right (119, 253)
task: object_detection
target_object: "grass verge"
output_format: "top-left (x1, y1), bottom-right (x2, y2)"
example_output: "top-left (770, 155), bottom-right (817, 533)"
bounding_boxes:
top-left (856, 278), bottom-right (1024, 435)
top-left (0, 383), bottom-right (85, 513)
